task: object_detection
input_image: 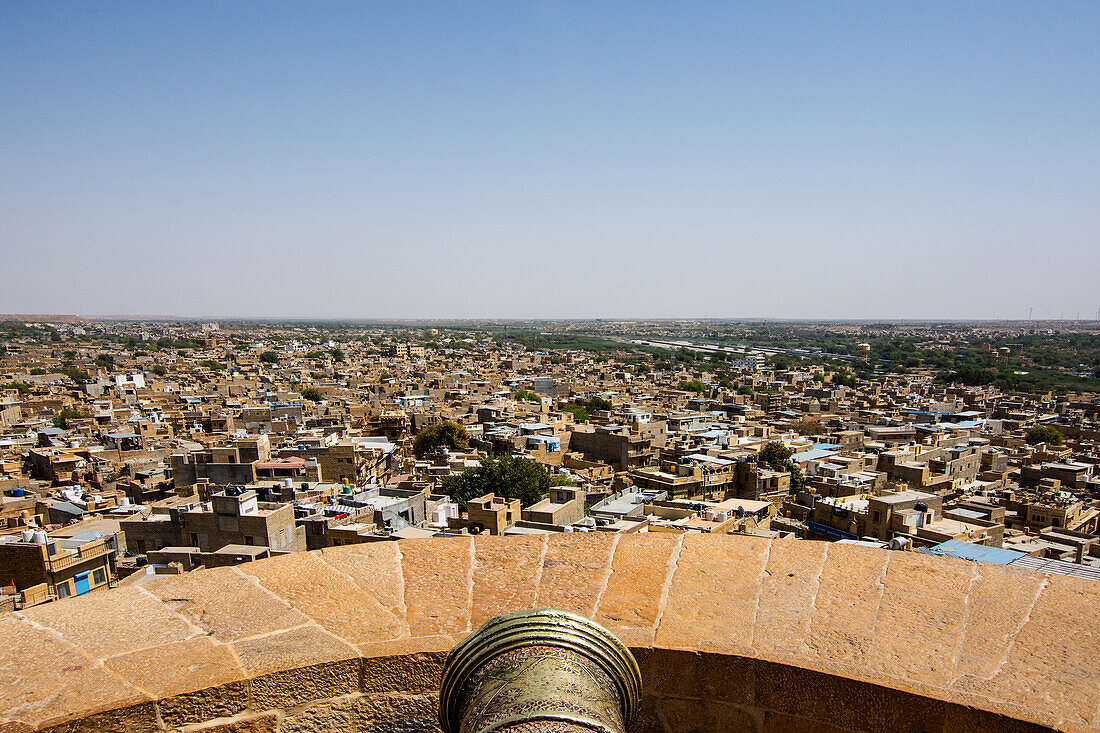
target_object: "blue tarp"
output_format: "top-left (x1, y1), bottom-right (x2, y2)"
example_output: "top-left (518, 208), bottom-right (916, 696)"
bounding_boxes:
top-left (915, 540), bottom-right (1024, 565)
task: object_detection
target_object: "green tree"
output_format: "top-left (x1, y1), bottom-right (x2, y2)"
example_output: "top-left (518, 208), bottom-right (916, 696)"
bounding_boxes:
top-left (585, 396), bottom-right (612, 412)
top-left (560, 404), bottom-right (589, 423)
top-left (514, 389), bottom-right (542, 403)
top-left (300, 387), bottom-right (323, 402)
top-left (94, 353), bottom-right (114, 368)
top-left (330, 347), bottom-right (345, 362)
top-left (441, 454), bottom-right (550, 510)
top-left (150, 364), bottom-right (167, 376)
top-left (758, 441), bottom-right (806, 492)
top-left (758, 441), bottom-right (793, 466)
top-left (260, 351), bottom-right (279, 364)
top-left (305, 350), bottom-right (326, 359)
top-left (679, 379), bottom-right (706, 394)
top-left (62, 367), bottom-right (90, 383)
top-left (788, 463), bottom-right (806, 492)
top-left (52, 407), bottom-right (89, 429)
top-left (199, 359), bottom-right (225, 371)
top-left (413, 421), bottom-right (471, 457)
top-left (1, 382), bottom-right (30, 396)
top-left (736, 385), bottom-right (753, 396)
top-left (831, 370), bottom-right (857, 388)
top-left (1026, 425), bottom-right (1064, 446)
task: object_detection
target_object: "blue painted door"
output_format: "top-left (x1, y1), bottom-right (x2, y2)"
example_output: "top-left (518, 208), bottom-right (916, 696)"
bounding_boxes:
top-left (73, 572), bottom-right (90, 596)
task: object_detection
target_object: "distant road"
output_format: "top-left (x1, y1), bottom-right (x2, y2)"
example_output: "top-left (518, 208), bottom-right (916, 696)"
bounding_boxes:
top-left (626, 338), bottom-right (856, 362)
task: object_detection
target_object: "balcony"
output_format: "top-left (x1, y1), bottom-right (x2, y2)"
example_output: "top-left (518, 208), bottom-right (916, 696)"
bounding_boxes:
top-left (44, 537), bottom-right (115, 573)
top-left (1, 533), bottom-right (1096, 731)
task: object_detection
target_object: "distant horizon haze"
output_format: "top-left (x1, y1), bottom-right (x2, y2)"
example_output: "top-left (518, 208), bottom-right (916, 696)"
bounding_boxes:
top-left (2, 2), bottom-right (1097, 320)
top-left (3, 312), bottom-right (1098, 326)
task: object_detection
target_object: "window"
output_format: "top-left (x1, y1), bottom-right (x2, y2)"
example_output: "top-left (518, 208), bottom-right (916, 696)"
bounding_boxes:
top-left (56, 581), bottom-right (71, 599)
top-left (189, 533), bottom-right (199, 546)
top-left (873, 511), bottom-right (881, 523)
top-left (92, 568), bottom-right (107, 585)
top-left (243, 535), bottom-right (254, 545)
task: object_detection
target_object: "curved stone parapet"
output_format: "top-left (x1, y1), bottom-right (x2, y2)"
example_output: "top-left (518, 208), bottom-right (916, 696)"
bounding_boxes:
top-left (0, 534), bottom-right (1096, 732)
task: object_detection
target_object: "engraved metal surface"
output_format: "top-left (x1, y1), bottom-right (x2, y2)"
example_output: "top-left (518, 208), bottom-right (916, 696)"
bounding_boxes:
top-left (439, 609), bottom-right (641, 733)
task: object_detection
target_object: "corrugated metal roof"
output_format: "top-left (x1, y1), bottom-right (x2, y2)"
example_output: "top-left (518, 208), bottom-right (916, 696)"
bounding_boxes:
top-left (917, 539), bottom-right (1100, 581)
top-left (916, 540), bottom-right (1023, 565)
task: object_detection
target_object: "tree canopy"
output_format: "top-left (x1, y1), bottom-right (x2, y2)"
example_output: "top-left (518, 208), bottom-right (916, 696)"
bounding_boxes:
top-left (757, 441), bottom-right (804, 491)
top-left (53, 407), bottom-right (89, 429)
top-left (441, 454), bottom-right (550, 510)
top-left (514, 389), bottom-right (542, 403)
top-left (758, 441), bottom-right (793, 465)
top-left (582, 395), bottom-right (612, 412)
top-left (1026, 425), bottom-right (1064, 446)
top-left (300, 387), bottom-right (323, 402)
top-left (559, 403), bottom-right (589, 423)
top-left (413, 420), bottom-right (471, 457)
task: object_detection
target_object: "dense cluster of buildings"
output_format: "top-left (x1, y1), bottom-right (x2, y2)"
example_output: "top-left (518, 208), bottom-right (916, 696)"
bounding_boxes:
top-left (1, 319), bottom-right (1099, 608)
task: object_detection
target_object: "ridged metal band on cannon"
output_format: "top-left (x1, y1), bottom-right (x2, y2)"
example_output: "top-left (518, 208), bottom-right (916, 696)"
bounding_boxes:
top-left (439, 608), bottom-right (642, 733)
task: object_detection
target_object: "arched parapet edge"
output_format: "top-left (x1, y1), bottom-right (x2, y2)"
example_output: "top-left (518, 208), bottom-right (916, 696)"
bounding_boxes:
top-left (0, 533), bottom-right (1095, 732)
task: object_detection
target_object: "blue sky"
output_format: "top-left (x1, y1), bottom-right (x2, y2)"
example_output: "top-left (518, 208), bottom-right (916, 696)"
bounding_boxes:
top-left (2, 2), bottom-right (1097, 320)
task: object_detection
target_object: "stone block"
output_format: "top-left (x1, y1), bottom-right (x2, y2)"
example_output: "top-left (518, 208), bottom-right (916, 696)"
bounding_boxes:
top-left (534, 533), bottom-right (618, 618)
top-left (470, 534), bottom-right (545, 626)
top-left (804, 543), bottom-right (888, 669)
top-left (276, 692), bottom-right (440, 733)
top-left (0, 616), bottom-right (149, 730)
top-left (20, 587), bottom-right (197, 660)
top-left (951, 563), bottom-right (1046, 681)
top-left (179, 712), bottom-right (280, 732)
top-left (753, 659), bottom-right (946, 733)
top-left (866, 551), bottom-right (974, 686)
top-left (145, 566), bottom-right (309, 643)
top-left (751, 538), bottom-right (828, 659)
top-left (655, 697), bottom-right (758, 732)
top-left (36, 701), bottom-right (160, 733)
top-left (157, 681), bottom-right (250, 730)
top-left (104, 636), bottom-right (245, 701)
top-left (596, 533), bottom-right (680, 632)
top-left (249, 660), bottom-right (359, 711)
top-left (240, 552), bottom-right (403, 645)
top-left (655, 534), bottom-right (770, 652)
top-left (956, 572), bottom-right (1100, 729)
top-left (399, 537), bottom-right (473, 636)
top-left (361, 652), bottom-right (447, 695)
top-left (233, 625), bottom-right (358, 678)
top-left (759, 710), bottom-right (853, 733)
top-left (319, 542), bottom-right (407, 628)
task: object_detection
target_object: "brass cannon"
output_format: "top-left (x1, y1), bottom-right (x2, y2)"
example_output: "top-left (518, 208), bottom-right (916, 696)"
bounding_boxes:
top-left (439, 609), bottom-right (642, 733)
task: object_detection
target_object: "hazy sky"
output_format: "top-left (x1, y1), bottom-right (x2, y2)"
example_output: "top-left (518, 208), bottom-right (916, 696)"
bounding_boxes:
top-left (2, 2), bottom-right (1098, 320)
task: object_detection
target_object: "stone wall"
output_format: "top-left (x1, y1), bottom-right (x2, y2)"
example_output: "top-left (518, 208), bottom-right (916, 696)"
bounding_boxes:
top-left (0, 534), bottom-right (1097, 732)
